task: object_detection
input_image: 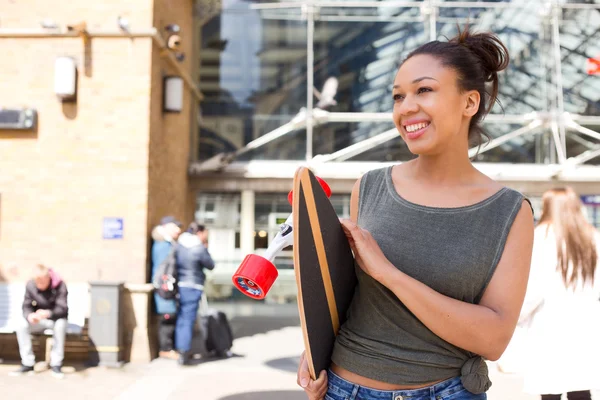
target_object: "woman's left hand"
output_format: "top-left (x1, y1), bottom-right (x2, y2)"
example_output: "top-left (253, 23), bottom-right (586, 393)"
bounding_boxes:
top-left (340, 218), bottom-right (394, 282)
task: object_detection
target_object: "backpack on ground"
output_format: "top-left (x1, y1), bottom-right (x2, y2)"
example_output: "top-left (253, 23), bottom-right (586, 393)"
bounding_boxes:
top-left (192, 294), bottom-right (234, 357)
top-left (202, 308), bottom-right (234, 356)
top-left (152, 244), bottom-right (178, 300)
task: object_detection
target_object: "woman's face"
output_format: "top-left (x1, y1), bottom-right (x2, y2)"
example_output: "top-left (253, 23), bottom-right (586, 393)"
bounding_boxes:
top-left (392, 54), bottom-right (475, 156)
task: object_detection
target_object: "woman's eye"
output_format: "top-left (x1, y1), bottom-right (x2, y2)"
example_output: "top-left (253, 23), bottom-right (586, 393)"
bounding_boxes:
top-left (393, 94), bottom-right (404, 101)
top-left (417, 87), bottom-right (432, 94)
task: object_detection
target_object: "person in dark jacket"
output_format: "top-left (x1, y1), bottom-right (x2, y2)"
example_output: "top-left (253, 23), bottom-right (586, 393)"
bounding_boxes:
top-left (151, 216), bottom-right (182, 359)
top-left (175, 222), bottom-right (215, 365)
top-left (10, 264), bottom-right (68, 378)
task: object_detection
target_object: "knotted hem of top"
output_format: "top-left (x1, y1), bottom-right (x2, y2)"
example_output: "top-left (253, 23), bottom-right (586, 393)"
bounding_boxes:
top-left (460, 356), bottom-right (492, 394)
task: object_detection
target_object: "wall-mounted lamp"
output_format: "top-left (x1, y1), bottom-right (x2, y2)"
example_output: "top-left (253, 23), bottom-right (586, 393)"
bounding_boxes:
top-left (54, 57), bottom-right (78, 102)
top-left (163, 76), bottom-right (183, 113)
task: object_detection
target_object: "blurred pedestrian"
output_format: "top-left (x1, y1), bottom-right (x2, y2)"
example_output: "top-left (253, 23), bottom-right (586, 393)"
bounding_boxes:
top-left (151, 216), bottom-right (182, 359)
top-left (175, 222), bottom-right (215, 366)
top-left (519, 187), bottom-right (600, 400)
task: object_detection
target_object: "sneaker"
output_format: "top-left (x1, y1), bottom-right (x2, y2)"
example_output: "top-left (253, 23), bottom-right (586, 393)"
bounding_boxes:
top-left (177, 352), bottom-right (191, 366)
top-left (8, 365), bottom-right (35, 376)
top-left (51, 366), bottom-right (64, 379)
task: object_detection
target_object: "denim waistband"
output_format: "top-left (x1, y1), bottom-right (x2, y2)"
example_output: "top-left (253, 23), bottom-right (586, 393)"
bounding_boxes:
top-left (327, 369), bottom-right (466, 400)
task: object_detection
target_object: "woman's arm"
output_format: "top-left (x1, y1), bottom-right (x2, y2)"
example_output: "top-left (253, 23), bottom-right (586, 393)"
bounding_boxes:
top-left (341, 200), bottom-right (534, 361)
top-left (350, 176), bottom-right (361, 223)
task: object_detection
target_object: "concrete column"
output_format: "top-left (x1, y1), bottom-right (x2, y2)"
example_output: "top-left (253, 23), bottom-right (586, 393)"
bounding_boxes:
top-left (240, 190), bottom-right (255, 256)
top-left (121, 283), bottom-right (154, 363)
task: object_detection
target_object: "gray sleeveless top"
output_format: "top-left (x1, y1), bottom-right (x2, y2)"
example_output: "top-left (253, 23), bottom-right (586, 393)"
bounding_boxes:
top-left (331, 166), bottom-right (526, 394)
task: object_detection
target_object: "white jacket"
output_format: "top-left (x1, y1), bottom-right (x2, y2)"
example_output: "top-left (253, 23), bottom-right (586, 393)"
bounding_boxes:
top-left (519, 225), bottom-right (600, 394)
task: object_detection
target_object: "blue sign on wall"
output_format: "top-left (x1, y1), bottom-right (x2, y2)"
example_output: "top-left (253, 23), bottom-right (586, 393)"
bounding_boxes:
top-left (103, 217), bottom-right (124, 239)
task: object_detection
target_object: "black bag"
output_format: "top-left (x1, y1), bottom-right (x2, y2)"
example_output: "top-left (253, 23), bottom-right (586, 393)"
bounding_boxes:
top-left (152, 244), bottom-right (178, 300)
top-left (201, 309), bottom-right (234, 355)
top-left (197, 295), bottom-right (233, 356)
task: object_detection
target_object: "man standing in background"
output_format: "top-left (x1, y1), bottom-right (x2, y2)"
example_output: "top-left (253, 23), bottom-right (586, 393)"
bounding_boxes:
top-left (175, 222), bottom-right (215, 365)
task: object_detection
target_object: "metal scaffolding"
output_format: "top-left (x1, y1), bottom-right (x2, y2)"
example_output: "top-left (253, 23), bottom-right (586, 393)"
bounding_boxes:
top-left (192, 0), bottom-right (600, 181)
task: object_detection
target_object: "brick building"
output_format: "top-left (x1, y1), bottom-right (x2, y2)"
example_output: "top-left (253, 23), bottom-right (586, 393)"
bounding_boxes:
top-left (0, 0), bottom-right (197, 361)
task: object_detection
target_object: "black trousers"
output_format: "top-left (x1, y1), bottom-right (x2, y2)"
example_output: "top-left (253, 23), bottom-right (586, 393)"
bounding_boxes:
top-left (541, 391), bottom-right (592, 400)
top-left (158, 314), bottom-right (176, 352)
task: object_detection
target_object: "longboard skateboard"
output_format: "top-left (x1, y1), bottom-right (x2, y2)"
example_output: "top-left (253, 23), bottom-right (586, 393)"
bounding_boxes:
top-left (292, 167), bottom-right (357, 379)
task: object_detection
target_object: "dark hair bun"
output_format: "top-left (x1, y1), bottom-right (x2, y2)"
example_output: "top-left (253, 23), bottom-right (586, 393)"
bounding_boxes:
top-left (451, 29), bottom-right (510, 82)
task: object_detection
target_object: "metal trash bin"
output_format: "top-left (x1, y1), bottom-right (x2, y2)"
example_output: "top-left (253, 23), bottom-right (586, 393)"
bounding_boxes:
top-left (89, 281), bottom-right (124, 367)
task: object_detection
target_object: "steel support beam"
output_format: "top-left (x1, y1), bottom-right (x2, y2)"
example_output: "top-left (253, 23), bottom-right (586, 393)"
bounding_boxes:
top-left (468, 120), bottom-right (545, 158)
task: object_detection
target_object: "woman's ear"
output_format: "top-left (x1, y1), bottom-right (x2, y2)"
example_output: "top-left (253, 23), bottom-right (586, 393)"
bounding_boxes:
top-left (464, 91), bottom-right (480, 118)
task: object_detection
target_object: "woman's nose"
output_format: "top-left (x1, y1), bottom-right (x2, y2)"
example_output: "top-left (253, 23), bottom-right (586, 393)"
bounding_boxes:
top-left (397, 94), bottom-right (419, 115)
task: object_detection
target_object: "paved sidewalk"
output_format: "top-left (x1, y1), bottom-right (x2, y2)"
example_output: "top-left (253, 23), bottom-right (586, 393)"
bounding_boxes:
top-left (0, 325), bottom-right (549, 400)
top-left (0, 361), bottom-right (146, 399)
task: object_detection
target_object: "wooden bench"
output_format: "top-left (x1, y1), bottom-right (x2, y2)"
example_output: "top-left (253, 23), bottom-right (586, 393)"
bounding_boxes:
top-left (0, 282), bottom-right (89, 362)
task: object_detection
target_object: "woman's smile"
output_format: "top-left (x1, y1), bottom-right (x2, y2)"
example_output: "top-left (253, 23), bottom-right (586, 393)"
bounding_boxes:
top-left (404, 122), bottom-right (430, 140)
top-left (402, 119), bottom-right (431, 140)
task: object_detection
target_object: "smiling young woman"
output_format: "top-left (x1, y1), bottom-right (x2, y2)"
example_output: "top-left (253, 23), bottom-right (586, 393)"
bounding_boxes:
top-left (296, 28), bottom-right (535, 400)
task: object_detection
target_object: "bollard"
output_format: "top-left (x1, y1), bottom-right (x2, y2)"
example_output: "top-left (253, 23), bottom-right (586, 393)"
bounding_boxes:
top-left (89, 281), bottom-right (124, 367)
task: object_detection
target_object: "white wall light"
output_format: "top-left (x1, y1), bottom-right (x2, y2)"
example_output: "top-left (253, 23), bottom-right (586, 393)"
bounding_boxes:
top-left (163, 76), bottom-right (183, 113)
top-left (54, 57), bottom-right (78, 102)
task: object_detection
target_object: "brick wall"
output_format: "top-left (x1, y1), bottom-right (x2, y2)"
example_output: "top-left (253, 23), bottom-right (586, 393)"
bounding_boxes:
top-left (147, 0), bottom-right (195, 240)
top-left (0, 0), bottom-right (194, 284)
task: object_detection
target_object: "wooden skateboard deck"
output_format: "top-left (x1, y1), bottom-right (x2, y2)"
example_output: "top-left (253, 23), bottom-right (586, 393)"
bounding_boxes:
top-left (292, 167), bottom-right (357, 379)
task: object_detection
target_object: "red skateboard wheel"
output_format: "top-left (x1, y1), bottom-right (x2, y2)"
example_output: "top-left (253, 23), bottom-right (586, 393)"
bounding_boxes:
top-left (232, 254), bottom-right (279, 300)
top-left (288, 176), bottom-right (331, 205)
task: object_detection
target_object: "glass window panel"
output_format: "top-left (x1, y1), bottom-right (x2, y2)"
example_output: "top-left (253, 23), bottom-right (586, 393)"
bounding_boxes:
top-left (197, 2), bottom-right (307, 161)
top-left (330, 194), bottom-right (350, 218)
top-left (254, 233), bottom-right (269, 249)
top-left (350, 135), bottom-right (415, 163)
top-left (237, 128), bottom-right (307, 161)
top-left (471, 123), bottom-right (543, 164)
top-left (195, 1), bottom-right (600, 172)
top-left (581, 195), bottom-right (600, 229)
top-left (313, 8), bottom-right (428, 115)
top-left (255, 192), bottom-right (290, 226)
top-left (312, 122), bottom-right (408, 162)
top-left (559, 8), bottom-right (600, 115)
top-left (567, 123), bottom-right (600, 165)
top-left (438, 2), bottom-right (545, 115)
top-left (195, 193), bottom-right (240, 228)
top-left (275, 199), bottom-right (292, 214)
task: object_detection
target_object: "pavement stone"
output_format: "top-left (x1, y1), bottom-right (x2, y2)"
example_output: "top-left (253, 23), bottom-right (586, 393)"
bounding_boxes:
top-left (0, 325), bottom-right (596, 400)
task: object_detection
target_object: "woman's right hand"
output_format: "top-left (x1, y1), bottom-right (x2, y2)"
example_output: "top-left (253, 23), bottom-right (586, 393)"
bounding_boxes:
top-left (297, 351), bottom-right (328, 400)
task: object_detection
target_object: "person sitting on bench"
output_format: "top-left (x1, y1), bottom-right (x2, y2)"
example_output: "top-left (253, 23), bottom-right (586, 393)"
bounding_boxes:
top-left (9, 264), bottom-right (68, 378)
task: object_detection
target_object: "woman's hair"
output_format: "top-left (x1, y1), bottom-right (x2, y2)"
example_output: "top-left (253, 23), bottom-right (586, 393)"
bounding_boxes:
top-left (403, 26), bottom-right (510, 148)
top-left (538, 187), bottom-right (598, 289)
top-left (187, 222), bottom-right (206, 235)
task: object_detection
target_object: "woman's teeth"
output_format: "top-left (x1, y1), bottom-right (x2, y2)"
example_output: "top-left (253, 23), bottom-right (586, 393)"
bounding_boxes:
top-left (405, 122), bottom-right (430, 132)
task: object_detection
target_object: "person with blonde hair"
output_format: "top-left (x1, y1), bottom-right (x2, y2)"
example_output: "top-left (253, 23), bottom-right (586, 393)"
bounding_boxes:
top-left (519, 187), bottom-right (600, 400)
top-left (151, 216), bottom-right (183, 359)
top-left (9, 264), bottom-right (68, 379)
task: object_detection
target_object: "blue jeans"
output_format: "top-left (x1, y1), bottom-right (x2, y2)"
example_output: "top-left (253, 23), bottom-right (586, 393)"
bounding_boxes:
top-left (326, 370), bottom-right (487, 400)
top-left (175, 287), bottom-right (203, 353)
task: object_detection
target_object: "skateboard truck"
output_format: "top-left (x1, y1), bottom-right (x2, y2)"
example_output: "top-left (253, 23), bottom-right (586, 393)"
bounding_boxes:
top-left (232, 176), bottom-right (332, 299)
